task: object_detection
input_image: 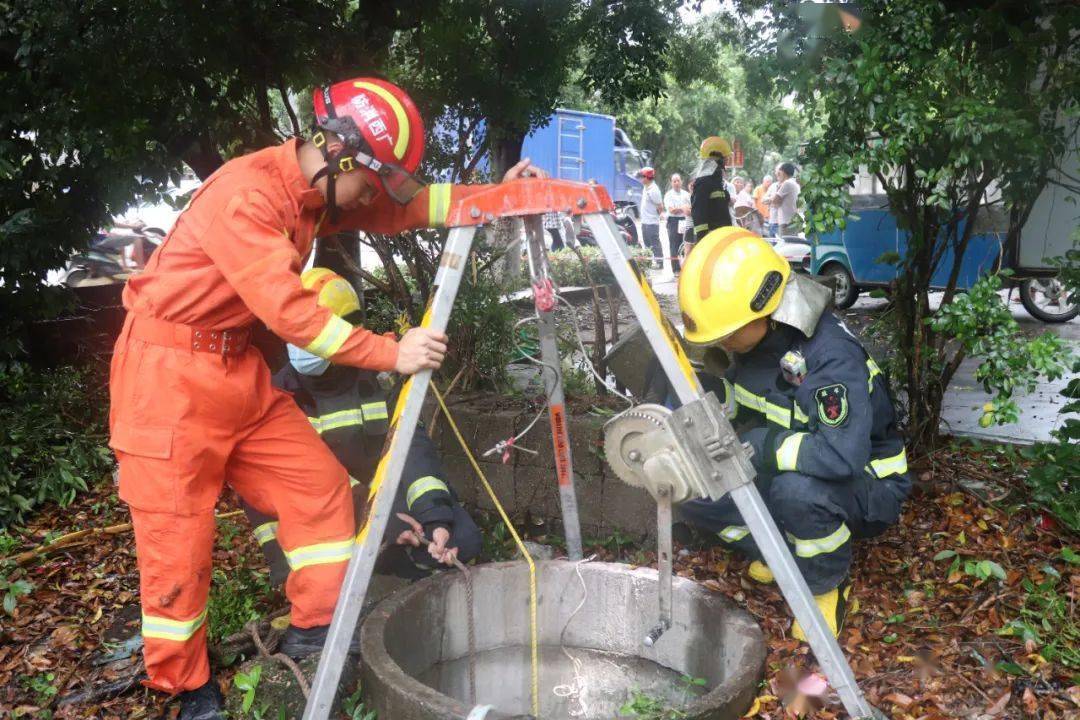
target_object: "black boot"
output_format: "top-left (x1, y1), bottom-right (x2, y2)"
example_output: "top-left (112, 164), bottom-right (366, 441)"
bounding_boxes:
top-left (178, 678), bottom-right (225, 720)
top-left (279, 623), bottom-right (362, 661)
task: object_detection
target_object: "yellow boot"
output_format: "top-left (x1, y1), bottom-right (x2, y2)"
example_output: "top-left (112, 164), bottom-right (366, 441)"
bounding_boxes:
top-left (792, 580), bottom-right (851, 641)
top-left (747, 560), bottom-right (775, 584)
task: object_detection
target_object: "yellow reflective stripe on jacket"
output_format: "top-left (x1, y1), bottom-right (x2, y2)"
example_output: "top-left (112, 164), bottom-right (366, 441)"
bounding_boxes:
top-left (406, 476), bottom-right (449, 511)
top-left (361, 401), bottom-right (389, 422)
top-left (869, 448), bottom-right (908, 478)
top-left (309, 408), bottom-right (364, 434)
top-left (708, 190), bottom-right (726, 199)
top-left (785, 523), bottom-right (851, 558)
top-left (304, 314), bottom-right (352, 359)
top-left (793, 404), bottom-right (809, 424)
top-left (776, 433), bottom-right (806, 472)
top-left (142, 608), bottom-right (207, 641)
top-left (718, 525), bottom-right (750, 543)
top-left (428, 183), bottom-right (452, 226)
top-left (866, 357), bottom-right (882, 393)
top-left (733, 384), bottom-right (799, 428)
top-left (694, 223), bottom-right (709, 233)
top-left (284, 538), bottom-right (354, 571)
top-left (253, 521), bottom-right (279, 546)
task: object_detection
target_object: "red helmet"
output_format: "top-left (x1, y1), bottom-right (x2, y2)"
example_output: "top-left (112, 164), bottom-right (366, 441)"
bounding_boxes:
top-left (638, 167), bottom-right (656, 180)
top-left (311, 78), bottom-right (427, 210)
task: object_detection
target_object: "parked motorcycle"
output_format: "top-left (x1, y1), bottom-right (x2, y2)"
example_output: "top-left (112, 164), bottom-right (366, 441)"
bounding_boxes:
top-left (60, 224), bottom-right (164, 287)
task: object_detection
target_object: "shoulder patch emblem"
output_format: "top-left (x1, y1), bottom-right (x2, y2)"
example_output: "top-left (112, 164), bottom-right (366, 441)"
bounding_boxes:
top-left (815, 383), bottom-right (848, 427)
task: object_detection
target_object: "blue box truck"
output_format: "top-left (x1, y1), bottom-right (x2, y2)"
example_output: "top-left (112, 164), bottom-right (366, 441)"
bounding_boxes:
top-left (521, 108), bottom-right (652, 215)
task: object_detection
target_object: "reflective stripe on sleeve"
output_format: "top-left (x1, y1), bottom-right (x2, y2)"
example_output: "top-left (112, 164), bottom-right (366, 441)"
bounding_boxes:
top-left (283, 538), bottom-right (354, 571)
top-left (775, 433), bottom-right (806, 472)
top-left (406, 476), bottom-right (450, 511)
top-left (304, 314), bottom-right (352, 359)
top-left (866, 357), bottom-right (882, 393)
top-left (252, 521), bottom-right (279, 546)
top-left (718, 525), bottom-right (750, 543)
top-left (428, 183), bottom-right (452, 226)
top-left (719, 379), bottom-right (736, 416)
top-left (785, 523), bottom-right (851, 558)
top-left (870, 448), bottom-right (908, 478)
top-left (708, 191), bottom-right (726, 199)
top-left (309, 408), bottom-right (364, 434)
top-left (361, 401), bottom-right (389, 422)
top-left (694, 223), bottom-right (709, 233)
top-left (142, 608), bottom-right (208, 642)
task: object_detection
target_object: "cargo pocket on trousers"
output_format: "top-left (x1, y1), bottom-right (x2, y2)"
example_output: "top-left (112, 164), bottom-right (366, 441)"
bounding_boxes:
top-left (110, 421), bottom-right (178, 514)
top-left (855, 475), bottom-right (902, 538)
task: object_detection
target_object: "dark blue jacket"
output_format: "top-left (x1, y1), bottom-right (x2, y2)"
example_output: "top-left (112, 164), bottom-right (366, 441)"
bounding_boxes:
top-left (703, 313), bottom-right (910, 502)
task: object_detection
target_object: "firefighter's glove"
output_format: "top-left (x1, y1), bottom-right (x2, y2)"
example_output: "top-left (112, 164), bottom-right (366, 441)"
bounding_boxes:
top-left (741, 426), bottom-right (783, 475)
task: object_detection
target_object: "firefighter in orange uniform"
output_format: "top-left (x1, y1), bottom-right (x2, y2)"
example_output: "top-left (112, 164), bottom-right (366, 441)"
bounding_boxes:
top-left (108, 77), bottom-right (537, 719)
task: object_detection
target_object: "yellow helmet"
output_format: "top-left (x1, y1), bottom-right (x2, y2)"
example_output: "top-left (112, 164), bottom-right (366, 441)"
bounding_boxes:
top-left (699, 136), bottom-right (732, 160)
top-left (301, 267), bottom-right (361, 318)
top-left (678, 227), bottom-right (790, 345)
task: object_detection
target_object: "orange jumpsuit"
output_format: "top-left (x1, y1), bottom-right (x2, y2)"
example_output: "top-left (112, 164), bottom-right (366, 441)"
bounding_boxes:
top-left (109, 138), bottom-right (485, 694)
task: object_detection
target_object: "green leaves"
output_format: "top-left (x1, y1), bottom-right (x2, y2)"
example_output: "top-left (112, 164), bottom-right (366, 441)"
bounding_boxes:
top-left (0, 362), bottom-right (112, 525)
top-left (2, 577), bottom-right (34, 615)
top-left (233, 664), bottom-right (262, 713)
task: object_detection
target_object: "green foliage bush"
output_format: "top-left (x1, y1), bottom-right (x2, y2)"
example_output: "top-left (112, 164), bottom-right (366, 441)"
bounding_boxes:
top-left (0, 362), bottom-right (113, 526)
top-left (545, 246), bottom-right (654, 288)
top-left (929, 272), bottom-right (1071, 426)
top-left (365, 269), bottom-right (516, 392)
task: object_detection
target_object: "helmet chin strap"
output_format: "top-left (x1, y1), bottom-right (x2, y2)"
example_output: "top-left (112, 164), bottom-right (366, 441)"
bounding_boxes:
top-left (309, 130), bottom-right (351, 225)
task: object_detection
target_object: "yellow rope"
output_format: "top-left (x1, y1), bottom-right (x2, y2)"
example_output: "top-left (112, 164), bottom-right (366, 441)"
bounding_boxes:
top-left (431, 382), bottom-right (540, 716)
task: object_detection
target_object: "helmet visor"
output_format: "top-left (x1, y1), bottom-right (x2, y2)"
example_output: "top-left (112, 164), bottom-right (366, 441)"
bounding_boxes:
top-left (376, 162), bottom-right (427, 205)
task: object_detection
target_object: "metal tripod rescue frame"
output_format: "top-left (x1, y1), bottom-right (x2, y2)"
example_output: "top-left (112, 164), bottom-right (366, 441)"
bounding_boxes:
top-left (302, 178), bottom-right (883, 720)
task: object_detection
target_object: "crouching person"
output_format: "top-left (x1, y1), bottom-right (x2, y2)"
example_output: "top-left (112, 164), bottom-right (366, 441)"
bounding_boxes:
top-left (674, 228), bottom-right (910, 640)
top-left (240, 267), bottom-right (481, 656)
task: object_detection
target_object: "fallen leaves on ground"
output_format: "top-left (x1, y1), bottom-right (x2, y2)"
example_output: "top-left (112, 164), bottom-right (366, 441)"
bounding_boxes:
top-left (665, 443), bottom-right (1080, 719)
top-left (1, 442), bottom-right (1078, 719)
top-left (0, 482), bottom-right (263, 719)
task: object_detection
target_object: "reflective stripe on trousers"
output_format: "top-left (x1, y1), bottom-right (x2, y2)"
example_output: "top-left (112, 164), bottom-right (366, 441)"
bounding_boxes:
top-left (253, 521), bottom-right (279, 545)
top-left (785, 523), bottom-right (851, 558)
top-left (283, 537), bottom-right (354, 571)
top-left (142, 608), bottom-right (208, 642)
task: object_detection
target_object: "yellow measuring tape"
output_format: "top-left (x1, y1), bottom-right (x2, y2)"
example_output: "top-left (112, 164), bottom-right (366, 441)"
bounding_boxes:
top-left (431, 382), bottom-right (540, 716)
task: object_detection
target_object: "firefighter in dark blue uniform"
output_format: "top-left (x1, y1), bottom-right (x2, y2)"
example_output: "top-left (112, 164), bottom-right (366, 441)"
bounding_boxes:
top-left (689, 136), bottom-right (734, 242)
top-left (242, 268), bottom-right (481, 586)
top-left (676, 227), bottom-right (910, 639)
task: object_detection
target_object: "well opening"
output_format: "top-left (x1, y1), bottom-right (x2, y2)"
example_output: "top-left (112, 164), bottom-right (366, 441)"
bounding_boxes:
top-left (360, 560), bottom-right (766, 720)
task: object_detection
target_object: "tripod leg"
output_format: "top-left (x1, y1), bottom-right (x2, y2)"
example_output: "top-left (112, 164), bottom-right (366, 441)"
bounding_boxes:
top-left (523, 215), bottom-right (583, 560)
top-left (303, 226), bottom-right (479, 720)
top-left (582, 212), bottom-right (881, 719)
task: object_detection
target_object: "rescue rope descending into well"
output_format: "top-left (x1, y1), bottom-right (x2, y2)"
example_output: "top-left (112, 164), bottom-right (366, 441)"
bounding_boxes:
top-left (431, 382), bottom-right (540, 717)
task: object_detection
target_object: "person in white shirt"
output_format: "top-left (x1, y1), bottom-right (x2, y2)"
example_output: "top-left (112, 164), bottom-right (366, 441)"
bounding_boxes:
top-left (770, 162), bottom-right (801, 237)
top-left (732, 177), bottom-right (759, 232)
top-left (637, 167), bottom-right (664, 265)
top-left (664, 173), bottom-right (692, 272)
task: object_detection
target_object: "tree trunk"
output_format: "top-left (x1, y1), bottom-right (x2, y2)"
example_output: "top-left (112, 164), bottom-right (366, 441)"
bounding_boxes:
top-left (488, 127), bottom-right (527, 284)
top-left (176, 135), bottom-right (225, 180)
